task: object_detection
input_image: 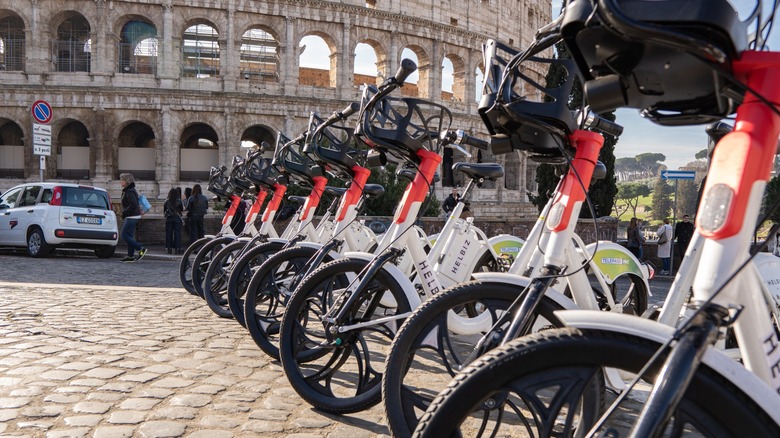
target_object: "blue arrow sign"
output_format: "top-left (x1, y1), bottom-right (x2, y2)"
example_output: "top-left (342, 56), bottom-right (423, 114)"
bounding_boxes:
top-left (661, 170), bottom-right (696, 180)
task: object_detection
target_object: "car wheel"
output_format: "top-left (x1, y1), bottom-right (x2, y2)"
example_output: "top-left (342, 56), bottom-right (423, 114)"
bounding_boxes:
top-left (94, 246), bottom-right (116, 259)
top-left (27, 228), bottom-right (52, 258)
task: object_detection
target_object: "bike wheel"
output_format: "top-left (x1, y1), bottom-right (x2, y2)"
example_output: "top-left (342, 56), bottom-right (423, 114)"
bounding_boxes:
top-left (178, 237), bottom-right (212, 296)
top-left (192, 236), bottom-right (235, 298)
top-left (203, 240), bottom-right (250, 318)
top-left (225, 241), bottom-right (285, 327)
top-left (587, 272), bottom-right (649, 317)
top-left (414, 328), bottom-right (780, 437)
top-left (383, 280), bottom-right (564, 438)
top-left (245, 245), bottom-right (333, 360)
top-left (279, 257), bottom-right (412, 414)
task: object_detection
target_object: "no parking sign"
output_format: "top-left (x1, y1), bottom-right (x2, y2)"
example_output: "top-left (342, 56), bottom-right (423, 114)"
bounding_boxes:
top-left (31, 99), bottom-right (53, 124)
top-left (31, 100), bottom-right (53, 156)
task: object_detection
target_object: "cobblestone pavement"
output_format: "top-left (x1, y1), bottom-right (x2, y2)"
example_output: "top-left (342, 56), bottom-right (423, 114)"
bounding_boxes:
top-left (0, 252), bottom-right (670, 437)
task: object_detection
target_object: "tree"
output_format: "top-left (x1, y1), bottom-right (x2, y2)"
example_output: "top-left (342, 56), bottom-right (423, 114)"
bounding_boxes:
top-left (615, 157), bottom-right (641, 181)
top-left (675, 179), bottom-right (699, 218)
top-left (763, 174), bottom-right (780, 223)
top-left (695, 148), bottom-right (709, 160)
top-left (362, 164), bottom-right (440, 217)
top-left (651, 177), bottom-right (673, 220)
top-left (616, 182), bottom-right (651, 218)
top-left (635, 152), bottom-right (667, 178)
top-left (529, 164), bottom-right (560, 212)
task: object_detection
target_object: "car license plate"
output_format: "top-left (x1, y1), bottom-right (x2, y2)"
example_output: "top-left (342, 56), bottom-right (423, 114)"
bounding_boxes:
top-left (77, 216), bottom-right (102, 225)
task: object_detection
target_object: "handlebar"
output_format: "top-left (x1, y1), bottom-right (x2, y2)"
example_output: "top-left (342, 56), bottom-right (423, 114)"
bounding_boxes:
top-left (440, 130), bottom-right (489, 150)
top-left (326, 102), bottom-right (361, 125)
top-left (577, 110), bottom-right (623, 137)
top-left (393, 58), bottom-right (417, 85)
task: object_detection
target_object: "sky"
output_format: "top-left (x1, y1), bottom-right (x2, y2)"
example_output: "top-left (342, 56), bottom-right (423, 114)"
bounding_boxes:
top-left (298, 1), bottom-right (779, 171)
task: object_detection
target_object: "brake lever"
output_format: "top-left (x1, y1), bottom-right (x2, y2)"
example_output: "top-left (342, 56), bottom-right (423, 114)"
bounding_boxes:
top-left (446, 143), bottom-right (472, 159)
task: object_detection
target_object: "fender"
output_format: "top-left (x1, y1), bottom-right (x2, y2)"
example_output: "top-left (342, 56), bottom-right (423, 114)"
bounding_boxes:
top-left (556, 310), bottom-right (780, 425)
top-left (266, 237), bottom-right (290, 246)
top-left (294, 241), bottom-right (342, 261)
top-left (343, 251), bottom-right (421, 309)
top-left (471, 272), bottom-right (576, 311)
top-left (488, 234), bottom-right (525, 263)
top-left (585, 241), bottom-right (651, 286)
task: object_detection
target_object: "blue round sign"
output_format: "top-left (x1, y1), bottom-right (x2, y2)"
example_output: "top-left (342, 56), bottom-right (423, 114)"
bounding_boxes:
top-left (32, 100), bottom-right (53, 124)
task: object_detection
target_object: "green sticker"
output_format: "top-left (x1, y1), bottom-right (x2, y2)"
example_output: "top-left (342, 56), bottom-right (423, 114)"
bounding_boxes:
top-left (492, 239), bottom-right (524, 259)
top-left (592, 248), bottom-right (641, 282)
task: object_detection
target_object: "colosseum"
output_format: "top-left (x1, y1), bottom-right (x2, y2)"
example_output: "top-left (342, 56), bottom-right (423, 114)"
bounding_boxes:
top-left (0, 0), bottom-right (549, 216)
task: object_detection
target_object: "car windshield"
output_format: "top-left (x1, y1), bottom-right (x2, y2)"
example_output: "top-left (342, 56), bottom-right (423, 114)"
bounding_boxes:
top-left (61, 187), bottom-right (110, 209)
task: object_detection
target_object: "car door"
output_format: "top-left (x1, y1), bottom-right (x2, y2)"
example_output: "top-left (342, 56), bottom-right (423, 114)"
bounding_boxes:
top-left (0, 187), bottom-right (23, 245)
top-left (14, 185), bottom-right (43, 245)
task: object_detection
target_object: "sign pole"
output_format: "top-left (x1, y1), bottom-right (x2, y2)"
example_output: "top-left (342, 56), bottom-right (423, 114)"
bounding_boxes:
top-left (671, 180), bottom-right (678, 275)
top-left (40, 156), bottom-right (45, 182)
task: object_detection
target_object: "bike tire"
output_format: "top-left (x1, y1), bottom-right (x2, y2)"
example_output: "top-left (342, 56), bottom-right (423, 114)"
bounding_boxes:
top-left (178, 237), bottom-right (212, 296)
top-left (279, 257), bottom-right (412, 414)
top-left (414, 328), bottom-right (780, 437)
top-left (244, 245), bottom-right (333, 360)
top-left (225, 241), bottom-right (285, 327)
top-left (203, 240), bottom-right (250, 318)
top-left (192, 236), bottom-right (235, 298)
top-left (383, 280), bottom-right (564, 438)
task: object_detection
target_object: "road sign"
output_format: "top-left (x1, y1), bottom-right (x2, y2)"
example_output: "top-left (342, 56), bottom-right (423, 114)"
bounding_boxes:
top-left (32, 122), bottom-right (52, 156)
top-left (661, 170), bottom-right (696, 180)
top-left (31, 100), bottom-right (53, 124)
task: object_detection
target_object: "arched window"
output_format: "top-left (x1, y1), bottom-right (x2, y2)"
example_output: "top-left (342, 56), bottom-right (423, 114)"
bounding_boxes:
top-left (182, 23), bottom-right (219, 78)
top-left (442, 54), bottom-right (465, 102)
top-left (353, 42), bottom-right (380, 86)
top-left (57, 121), bottom-right (90, 179)
top-left (240, 27), bottom-right (279, 81)
top-left (54, 14), bottom-right (91, 72)
top-left (118, 20), bottom-right (158, 74)
top-left (117, 122), bottom-right (156, 180)
top-left (0, 119), bottom-right (24, 177)
top-left (0, 14), bottom-right (25, 71)
top-left (299, 35), bottom-right (334, 87)
top-left (400, 47), bottom-right (424, 97)
top-left (475, 66), bottom-right (484, 103)
top-left (180, 123), bottom-right (219, 180)
top-left (241, 125), bottom-right (276, 149)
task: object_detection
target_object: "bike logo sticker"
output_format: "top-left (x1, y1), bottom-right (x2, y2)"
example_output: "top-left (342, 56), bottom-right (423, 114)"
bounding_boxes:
top-left (593, 248), bottom-right (640, 282)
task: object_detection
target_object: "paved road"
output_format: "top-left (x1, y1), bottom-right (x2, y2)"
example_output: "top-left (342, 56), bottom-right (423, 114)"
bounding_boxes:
top-left (0, 251), bottom-right (673, 437)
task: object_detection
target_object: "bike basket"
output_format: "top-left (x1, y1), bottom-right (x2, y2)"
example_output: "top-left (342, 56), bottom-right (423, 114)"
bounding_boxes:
top-left (356, 85), bottom-right (452, 165)
top-left (207, 165), bottom-right (233, 197)
top-left (560, 0), bottom-right (749, 125)
top-left (245, 148), bottom-right (278, 189)
top-left (303, 112), bottom-right (366, 179)
top-left (228, 155), bottom-right (253, 193)
top-left (479, 39), bottom-right (579, 162)
top-left (272, 131), bottom-right (323, 187)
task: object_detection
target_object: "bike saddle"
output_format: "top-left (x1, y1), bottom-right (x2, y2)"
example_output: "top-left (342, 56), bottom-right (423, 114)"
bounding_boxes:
top-left (325, 187), bottom-right (347, 197)
top-left (287, 196), bottom-right (307, 205)
top-left (560, 0), bottom-right (748, 124)
top-left (397, 167), bottom-right (441, 183)
top-left (363, 184), bottom-right (385, 198)
top-left (452, 162), bottom-right (505, 181)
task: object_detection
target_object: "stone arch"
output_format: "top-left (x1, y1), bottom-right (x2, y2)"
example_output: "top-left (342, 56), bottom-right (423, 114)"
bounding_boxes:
top-left (0, 11), bottom-right (26, 71)
top-left (116, 121), bottom-right (156, 180)
top-left (240, 124), bottom-right (276, 149)
top-left (399, 44), bottom-right (430, 98)
top-left (474, 63), bottom-right (485, 103)
top-left (52, 12), bottom-right (92, 73)
top-left (117, 16), bottom-right (158, 75)
top-left (298, 32), bottom-right (338, 87)
top-left (442, 52), bottom-right (466, 102)
top-left (180, 122), bottom-right (219, 181)
top-left (353, 40), bottom-right (385, 87)
top-left (182, 20), bottom-right (220, 78)
top-left (56, 120), bottom-right (90, 179)
top-left (0, 118), bottom-right (24, 178)
top-left (239, 25), bottom-right (280, 82)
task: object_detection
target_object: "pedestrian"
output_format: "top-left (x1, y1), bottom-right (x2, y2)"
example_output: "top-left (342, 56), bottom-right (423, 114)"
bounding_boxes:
top-left (657, 218), bottom-right (674, 275)
top-left (442, 188), bottom-right (460, 216)
top-left (637, 219), bottom-right (646, 259)
top-left (626, 217), bottom-right (644, 260)
top-left (175, 187), bottom-right (184, 253)
top-left (674, 214), bottom-right (694, 258)
top-left (186, 184), bottom-right (208, 243)
top-left (182, 187), bottom-right (192, 245)
top-left (163, 188), bottom-right (184, 254)
top-left (119, 173), bottom-right (147, 262)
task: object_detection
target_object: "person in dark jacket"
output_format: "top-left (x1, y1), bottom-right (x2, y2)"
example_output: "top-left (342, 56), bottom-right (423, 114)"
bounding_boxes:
top-left (442, 188), bottom-right (460, 216)
top-left (119, 173), bottom-right (147, 262)
top-left (182, 187), bottom-right (193, 245)
top-left (674, 214), bottom-right (695, 259)
top-left (186, 184), bottom-right (209, 243)
top-left (163, 188), bottom-right (184, 254)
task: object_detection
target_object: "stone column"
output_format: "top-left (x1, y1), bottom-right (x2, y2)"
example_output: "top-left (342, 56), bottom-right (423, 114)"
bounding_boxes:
top-left (282, 16), bottom-right (297, 94)
top-left (222, 8), bottom-right (237, 91)
top-left (222, 109), bottom-right (235, 166)
top-left (159, 2), bottom-right (177, 82)
top-left (429, 39), bottom-right (441, 101)
top-left (93, 0), bottom-right (109, 79)
top-left (389, 32), bottom-right (398, 73)
top-left (337, 22), bottom-right (352, 98)
top-left (159, 107), bottom-right (177, 183)
top-left (27, 0), bottom-right (49, 77)
top-left (91, 106), bottom-right (110, 181)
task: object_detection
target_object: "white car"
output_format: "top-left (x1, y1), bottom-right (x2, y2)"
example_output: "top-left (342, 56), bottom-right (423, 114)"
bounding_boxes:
top-left (0, 183), bottom-right (119, 258)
